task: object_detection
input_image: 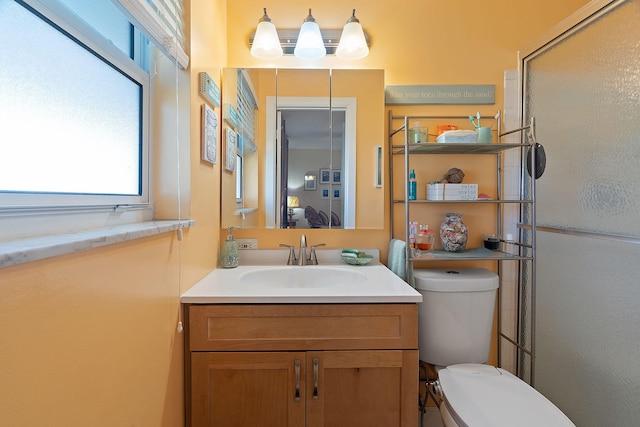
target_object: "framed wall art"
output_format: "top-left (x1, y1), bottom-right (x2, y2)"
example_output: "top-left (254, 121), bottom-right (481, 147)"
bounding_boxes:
top-left (201, 104), bottom-right (218, 165)
top-left (320, 168), bottom-right (330, 184)
top-left (304, 173), bottom-right (317, 190)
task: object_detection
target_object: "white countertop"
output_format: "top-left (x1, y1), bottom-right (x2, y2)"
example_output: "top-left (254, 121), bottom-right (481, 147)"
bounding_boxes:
top-left (180, 249), bottom-right (422, 304)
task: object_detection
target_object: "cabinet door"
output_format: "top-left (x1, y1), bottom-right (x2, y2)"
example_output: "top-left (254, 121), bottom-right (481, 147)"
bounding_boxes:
top-left (306, 350), bottom-right (418, 427)
top-left (191, 352), bottom-right (306, 427)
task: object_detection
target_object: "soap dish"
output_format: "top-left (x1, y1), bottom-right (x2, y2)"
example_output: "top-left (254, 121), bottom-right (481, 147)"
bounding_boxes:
top-left (341, 248), bottom-right (374, 265)
top-left (342, 254), bottom-right (373, 265)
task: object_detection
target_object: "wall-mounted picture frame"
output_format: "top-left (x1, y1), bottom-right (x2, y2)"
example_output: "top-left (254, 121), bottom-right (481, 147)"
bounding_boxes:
top-left (224, 127), bottom-right (236, 172)
top-left (201, 104), bottom-right (218, 165)
top-left (332, 169), bottom-right (342, 184)
top-left (304, 173), bottom-right (317, 190)
top-left (321, 188), bottom-right (330, 199)
top-left (319, 168), bottom-right (330, 184)
top-left (375, 145), bottom-right (383, 188)
top-left (332, 188), bottom-right (341, 199)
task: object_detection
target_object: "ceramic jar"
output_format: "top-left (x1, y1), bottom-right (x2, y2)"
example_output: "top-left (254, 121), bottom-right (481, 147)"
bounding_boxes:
top-left (440, 213), bottom-right (468, 252)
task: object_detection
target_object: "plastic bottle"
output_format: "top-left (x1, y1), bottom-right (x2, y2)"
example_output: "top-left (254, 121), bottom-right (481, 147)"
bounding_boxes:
top-left (409, 169), bottom-right (417, 200)
top-left (409, 221), bottom-right (419, 248)
top-left (413, 121), bottom-right (421, 143)
top-left (220, 227), bottom-right (239, 268)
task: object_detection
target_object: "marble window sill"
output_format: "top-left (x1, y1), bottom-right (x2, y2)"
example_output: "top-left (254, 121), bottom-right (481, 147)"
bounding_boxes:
top-left (0, 220), bottom-right (194, 269)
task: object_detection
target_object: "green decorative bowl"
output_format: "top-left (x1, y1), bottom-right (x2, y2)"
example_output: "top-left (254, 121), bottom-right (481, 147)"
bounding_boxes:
top-left (341, 254), bottom-right (374, 265)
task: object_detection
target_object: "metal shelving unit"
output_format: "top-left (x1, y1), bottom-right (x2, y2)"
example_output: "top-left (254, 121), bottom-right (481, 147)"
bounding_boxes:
top-left (388, 110), bottom-right (539, 384)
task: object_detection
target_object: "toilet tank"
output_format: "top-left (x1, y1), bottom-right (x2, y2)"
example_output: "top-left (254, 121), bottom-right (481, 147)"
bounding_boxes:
top-left (414, 268), bottom-right (498, 367)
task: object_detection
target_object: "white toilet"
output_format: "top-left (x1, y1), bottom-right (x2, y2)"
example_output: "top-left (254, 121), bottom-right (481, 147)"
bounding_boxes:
top-left (414, 268), bottom-right (575, 427)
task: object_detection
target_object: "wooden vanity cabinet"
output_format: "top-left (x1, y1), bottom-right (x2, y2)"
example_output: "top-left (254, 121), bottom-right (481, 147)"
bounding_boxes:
top-left (185, 303), bottom-right (419, 427)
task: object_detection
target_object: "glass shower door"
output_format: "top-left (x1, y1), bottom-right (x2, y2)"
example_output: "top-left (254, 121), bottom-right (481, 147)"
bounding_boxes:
top-left (521, 0), bottom-right (640, 425)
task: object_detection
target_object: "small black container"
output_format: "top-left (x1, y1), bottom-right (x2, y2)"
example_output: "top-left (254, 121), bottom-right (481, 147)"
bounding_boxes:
top-left (483, 234), bottom-right (500, 250)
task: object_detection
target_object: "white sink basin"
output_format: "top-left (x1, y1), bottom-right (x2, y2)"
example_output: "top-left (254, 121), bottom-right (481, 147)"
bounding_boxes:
top-left (180, 249), bottom-right (423, 304)
top-left (239, 266), bottom-right (367, 289)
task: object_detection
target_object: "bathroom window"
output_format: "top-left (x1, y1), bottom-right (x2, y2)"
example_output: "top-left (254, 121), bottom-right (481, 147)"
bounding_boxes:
top-left (58, 0), bottom-right (140, 63)
top-left (235, 69), bottom-right (258, 206)
top-left (237, 70), bottom-right (258, 147)
top-left (235, 155), bottom-right (243, 202)
top-left (0, 0), bottom-right (150, 212)
top-left (0, 0), bottom-right (198, 247)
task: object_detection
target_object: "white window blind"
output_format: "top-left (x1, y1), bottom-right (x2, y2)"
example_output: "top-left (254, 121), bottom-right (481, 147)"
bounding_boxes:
top-left (237, 70), bottom-right (258, 149)
top-left (110, 0), bottom-right (188, 68)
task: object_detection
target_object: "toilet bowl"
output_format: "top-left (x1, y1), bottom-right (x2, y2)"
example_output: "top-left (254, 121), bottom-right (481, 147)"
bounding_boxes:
top-left (437, 364), bottom-right (575, 427)
top-left (414, 268), bottom-right (575, 426)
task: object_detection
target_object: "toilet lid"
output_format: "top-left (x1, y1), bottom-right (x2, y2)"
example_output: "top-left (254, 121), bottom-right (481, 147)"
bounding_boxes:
top-left (439, 364), bottom-right (575, 427)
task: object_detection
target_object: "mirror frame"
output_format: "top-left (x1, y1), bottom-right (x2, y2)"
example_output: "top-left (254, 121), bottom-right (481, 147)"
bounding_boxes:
top-left (220, 68), bottom-right (385, 231)
top-left (265, 96), bottom-right (357, 229)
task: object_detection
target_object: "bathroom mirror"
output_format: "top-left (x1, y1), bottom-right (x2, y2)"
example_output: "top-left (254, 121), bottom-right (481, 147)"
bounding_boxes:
top-left (221, 68), bottom-right (384, 230)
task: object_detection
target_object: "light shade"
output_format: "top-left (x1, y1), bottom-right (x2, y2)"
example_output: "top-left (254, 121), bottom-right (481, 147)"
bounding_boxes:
top-left (287, 196), bottom-right (300, 208)
top-left (250, 8), bottom-right (283, 59)
top-left (294, 9), bottom-right (326, 59)
top-left (335, 10), bottom-right (369, 59)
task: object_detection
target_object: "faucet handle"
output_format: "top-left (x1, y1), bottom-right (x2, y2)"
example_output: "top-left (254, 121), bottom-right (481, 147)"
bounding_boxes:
top-left (308, 243), bottom-right (326, 265)
top-left (279, 243), bottom-right (297, 265)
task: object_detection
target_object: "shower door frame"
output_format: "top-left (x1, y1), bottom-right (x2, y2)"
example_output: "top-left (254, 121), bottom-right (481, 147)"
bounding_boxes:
top-left (515, 0), bottom-right (634, 387)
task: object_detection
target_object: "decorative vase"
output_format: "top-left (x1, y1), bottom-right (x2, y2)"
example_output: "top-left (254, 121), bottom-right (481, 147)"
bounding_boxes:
top-left (440, 213), bottom-right (468, 252)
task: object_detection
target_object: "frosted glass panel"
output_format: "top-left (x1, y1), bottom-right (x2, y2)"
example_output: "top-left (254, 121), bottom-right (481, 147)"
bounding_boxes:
top-left (525, 1), bottom-right (640, 237)
top-left (536, 232), bottom-right (640, 426)
top-left (0, 1), bottom-right (142, 196)
top-left (523, 1), bottom-right (640, 426)
top-left (59, 0), bottom-right (132, 55)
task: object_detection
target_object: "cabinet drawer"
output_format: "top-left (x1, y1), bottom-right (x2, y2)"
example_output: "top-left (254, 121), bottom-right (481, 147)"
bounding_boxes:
top-left (188, 304), bottom-right (418, 351)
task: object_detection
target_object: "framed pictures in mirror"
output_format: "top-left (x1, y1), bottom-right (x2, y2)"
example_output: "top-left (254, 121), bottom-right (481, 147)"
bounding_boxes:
top-left (320, 168), bottom-right (330, 184)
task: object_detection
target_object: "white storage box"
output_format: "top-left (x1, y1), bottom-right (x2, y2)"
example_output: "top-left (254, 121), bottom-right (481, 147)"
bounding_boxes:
top-left (436, 130), bottom-right (477, 143)
top-left (427, 183), bottom-right (478, 200)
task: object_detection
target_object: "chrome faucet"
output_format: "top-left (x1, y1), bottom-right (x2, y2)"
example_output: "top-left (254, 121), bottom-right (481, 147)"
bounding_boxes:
top-left (279, 243), bottom-right (297, 265)
top-left (280, 234), bottom-right (325, 266)
top-left (298, 234), bottom-right (308, 266)
top-left (299, 234), bottom-right (326, 265)
top-left (308, 242), bottom-right (326, 265)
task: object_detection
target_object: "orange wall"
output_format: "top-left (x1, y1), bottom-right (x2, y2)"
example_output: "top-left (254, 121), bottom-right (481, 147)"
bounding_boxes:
top-left (226, 0), bottom-right (590, 261)
top-left (0, 0), bottom-right (227, 425)
top-left (0, 0), bottom-right (589, 425)
top-left (0, 236), bottom-right (184, 425)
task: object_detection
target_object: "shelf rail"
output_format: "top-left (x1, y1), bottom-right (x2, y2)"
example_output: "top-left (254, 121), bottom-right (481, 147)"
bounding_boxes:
top-left (388, 111), bottom-right (540, 386)
top-left (499, 117), bottom-right (538, 384)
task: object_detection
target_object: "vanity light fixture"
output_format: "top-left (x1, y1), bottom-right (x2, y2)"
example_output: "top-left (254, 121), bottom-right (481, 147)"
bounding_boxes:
top-left (293, 9), bottom-right (326, 59)
top-left (249, 8), bottom-right (370, 59)
top-left (250, 8), bottom-right (283, 59)
top-left (335, 10), bottom-right (369, 59)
